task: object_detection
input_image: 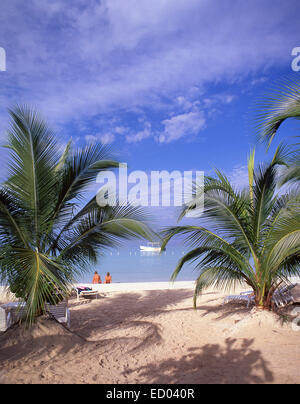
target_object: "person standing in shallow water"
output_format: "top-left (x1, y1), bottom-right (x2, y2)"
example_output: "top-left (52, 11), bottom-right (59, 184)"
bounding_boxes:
top-left (104, 272), bottom-right (112, 283)
top-left (92, 271), bottom-right (101, 284)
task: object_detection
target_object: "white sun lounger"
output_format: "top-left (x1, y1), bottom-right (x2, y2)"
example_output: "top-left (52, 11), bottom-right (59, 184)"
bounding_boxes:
top-left (272, 284), bottom-right (297, 307)
top-left (223, 291), bottom-right (254, 307)
top-left (0, 306), bottom-right (13, 332)
top-left (74, 287), bottom-right (99, 302)
top-left (45, 302), bottom-right (71, 328)
top-left (0, 302), bottom-right (27, 332)
top-left (0, 301), bottom-right (71, 331)
top-left (77, 290), bottom-right (99, 301)
top-left (223, 284), bottom-right (298, 309)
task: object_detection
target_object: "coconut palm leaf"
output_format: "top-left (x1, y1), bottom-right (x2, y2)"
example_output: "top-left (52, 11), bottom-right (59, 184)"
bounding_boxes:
top-left (0, 105), bottom-right (154, 324)
top-left (255, 76), bottom-right (300, 185)
top-left (5, 105), bottom-right (59, 248)
top-left (255, 76), bottom-right (300, 145)
top-left (162, 150), bottom-right (300, 310)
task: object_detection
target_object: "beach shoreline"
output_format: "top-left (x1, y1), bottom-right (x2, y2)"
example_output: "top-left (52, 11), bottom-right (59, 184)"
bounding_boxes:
top-left (74, 280), bottom-right (196, 294)
top-left (0, 281), bottom-right (196, 304)
top-left (2, 278), bottom-right (300, 304)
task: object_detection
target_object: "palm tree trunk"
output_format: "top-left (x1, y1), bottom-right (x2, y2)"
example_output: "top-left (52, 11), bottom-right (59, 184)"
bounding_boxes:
top-left (255, 289), bottom-right (272, 310)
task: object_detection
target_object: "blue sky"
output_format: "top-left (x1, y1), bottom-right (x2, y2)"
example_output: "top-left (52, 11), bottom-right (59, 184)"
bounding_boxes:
top-left (0, 0), bottom-right (299, 228)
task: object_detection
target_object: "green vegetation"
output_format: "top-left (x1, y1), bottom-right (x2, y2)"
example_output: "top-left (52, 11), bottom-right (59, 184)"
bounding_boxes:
top-left (0, 106), bottom-right (152, 324)
top-left (255, 76), bottom-right (300, 185)
top-left (162, 148), bottom-right (300, 310)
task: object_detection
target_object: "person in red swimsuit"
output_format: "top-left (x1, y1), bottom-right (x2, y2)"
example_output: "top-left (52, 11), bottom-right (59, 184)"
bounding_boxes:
top-left (92, 271), bottom-right (102, 284)
top-left (104, 272), bottom-right (112, 284)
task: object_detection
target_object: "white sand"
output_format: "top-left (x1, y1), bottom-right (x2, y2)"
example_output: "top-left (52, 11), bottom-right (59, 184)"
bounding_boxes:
top-left (2, 277), bottom-right (299, 302)
top-left (75, 280), bottom-right (196, 293)
top-left (0, 282), bottom-right (300, 384)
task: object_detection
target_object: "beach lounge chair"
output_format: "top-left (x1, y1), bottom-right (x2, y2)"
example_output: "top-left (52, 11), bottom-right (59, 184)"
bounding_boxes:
top-left (0, 302), bottom-right (27, 332)
top-left (0, 306), bottom-right (12, 332)
top-left (74, 286), bottom-right (99, 302)
top-left (223, 291), bottom-right (255, 308)
top-left (272, 284), bottom-right (297, 307)
top-left (77, 290), bottom-right (99, 301)
top-left (45, 302), bottom-right (71, 328)
top-left (224, 284), bottom-right (298, 309)
top-left (0, 301), bottom-right (71, 331)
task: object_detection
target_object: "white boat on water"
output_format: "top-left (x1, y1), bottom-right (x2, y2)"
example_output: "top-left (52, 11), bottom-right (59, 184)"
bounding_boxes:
top-left (140, 242), bottom-right (161, 253)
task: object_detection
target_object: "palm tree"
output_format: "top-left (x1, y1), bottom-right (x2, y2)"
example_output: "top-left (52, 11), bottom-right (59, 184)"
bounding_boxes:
top-left (255, 76), bottom-right (300, 185)
top-left (0, 106), bottom-right (153, 323)
top-left (161, 149), bottom-right (300, 310)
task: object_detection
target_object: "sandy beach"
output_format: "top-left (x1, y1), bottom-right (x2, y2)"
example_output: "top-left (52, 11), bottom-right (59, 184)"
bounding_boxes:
top-left (0, 282), bottom-right (299, 384)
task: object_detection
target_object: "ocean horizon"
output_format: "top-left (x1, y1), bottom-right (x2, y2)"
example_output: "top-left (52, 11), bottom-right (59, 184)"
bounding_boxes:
top-left (77, 243), bottom-right (196, 284)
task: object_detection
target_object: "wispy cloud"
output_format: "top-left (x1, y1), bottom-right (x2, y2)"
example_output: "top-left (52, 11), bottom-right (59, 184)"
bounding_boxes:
top-left (0, 0), bottom-right (298, 142)
top-left (229, 165), bottom-right (249, 190)
top-left (85, 132), bottom-right (115, 145)
top-left (158, 111), bottom-right (206, 143)
top-left (126, 121), bottom-right (152, 143)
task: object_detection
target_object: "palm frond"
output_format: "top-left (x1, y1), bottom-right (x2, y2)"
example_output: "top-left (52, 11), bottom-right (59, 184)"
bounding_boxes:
top-left (193, 266), bottom-right (248, 308)
top-left (0, 105), bottom-right (155, 324)
top-left (255, 76), bottom-right (300, 146)
top-left (52, 143), bottom-right (119, 225)
top-left (5, 105), bottom-right (59, 248)
top-left (1, 247), bottom-right (71, 324)
top-left (0, 188), bottom-right (28, 247)
top-left (162, 147), bottom-right (300, 309)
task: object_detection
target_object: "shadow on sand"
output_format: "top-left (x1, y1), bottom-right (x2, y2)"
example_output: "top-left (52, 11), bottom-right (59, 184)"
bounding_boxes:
top-left (69, 288), bottom-right (195, 338)
top-left (125, 337), bottom-right (274, 384)
top-left (0, 289), bottom-right (194, 363)
top-left (0, 289), bottom-right (276, 383)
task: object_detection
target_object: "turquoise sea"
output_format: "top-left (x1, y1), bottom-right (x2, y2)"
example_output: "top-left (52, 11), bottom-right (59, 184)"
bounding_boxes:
top-left (78, 241), bottom-right (196, 284)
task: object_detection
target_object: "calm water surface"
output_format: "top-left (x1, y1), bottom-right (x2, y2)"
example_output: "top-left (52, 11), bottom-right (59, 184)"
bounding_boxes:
top-left (78, 244), bottom-right (197, 284)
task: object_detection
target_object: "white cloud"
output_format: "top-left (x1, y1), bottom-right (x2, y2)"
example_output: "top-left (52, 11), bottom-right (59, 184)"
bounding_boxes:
top-left (203, 94), bottom-right (235, 108)
top-left (0, 0), bottom-right (299, 139)
top-left (98, 133), bottom-right (115, 145)
top-left (85, 134), bottom-right (97, 143)
top-left (229, 165), bottom-right (249, 190)
top-left (176, 96), bottom-right (195, 111)
top-left (158, 111), bottom-right (206, 143)
top-left (126, 121), bottom-right (152, 143)
top-left (114, 126), bottom-right (129, 135)
top-left (84, 132), bottom-right (115, 145)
